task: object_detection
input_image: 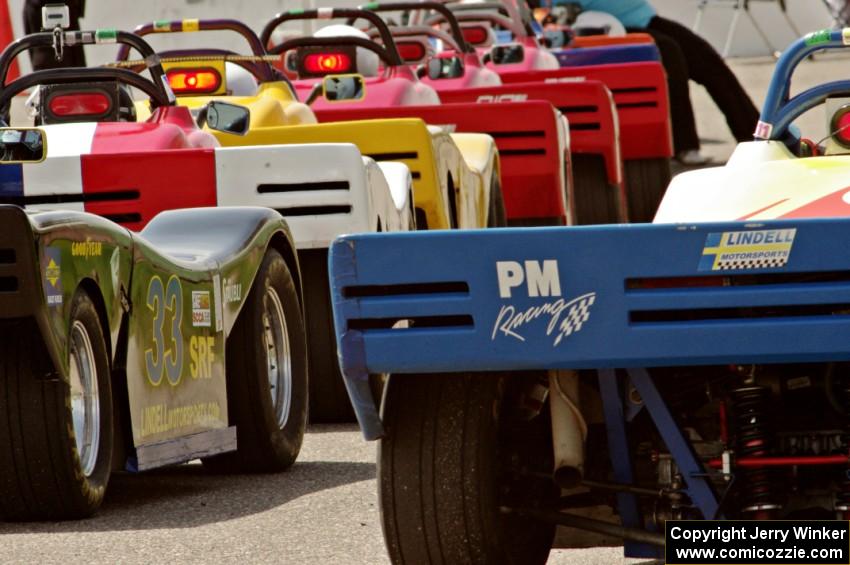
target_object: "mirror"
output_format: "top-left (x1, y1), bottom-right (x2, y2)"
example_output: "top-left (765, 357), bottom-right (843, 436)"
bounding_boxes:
top-left (490, 44), bottom-right (525, 65)
top-left (322, 74), bottom-right (366, 103)
top-left (0, 128), bottom-right (46, 164)
top-left (427, 56), bottom-right (464, 80)
top-left (204, 101), bottom-right (250, 135)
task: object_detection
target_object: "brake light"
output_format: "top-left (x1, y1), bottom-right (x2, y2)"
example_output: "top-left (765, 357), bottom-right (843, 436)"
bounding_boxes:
top-left (167, 68), bottom-right (221, 94)
top-left (832, 104), bottom-right (850, 148)
top-left (48, 92), bottom-right (111, 116)
top-left (397, 41), bottom-right (427, 62)
top-left (303, 53), bottom-right (353, 74)
top-left (461, 25), bottom-right (489, 45)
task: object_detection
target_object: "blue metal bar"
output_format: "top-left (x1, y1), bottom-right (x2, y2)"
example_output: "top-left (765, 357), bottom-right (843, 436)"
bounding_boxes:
top-left (598, 369), bottom-right (658, 558)
top-left (627, 368), bottom-right (720, 519)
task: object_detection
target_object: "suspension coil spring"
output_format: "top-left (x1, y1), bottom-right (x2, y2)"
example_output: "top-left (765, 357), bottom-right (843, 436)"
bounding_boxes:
top-left (835, 377), bottom-right (850, 512)
top-left (733, 385), bottom-right (780, 517)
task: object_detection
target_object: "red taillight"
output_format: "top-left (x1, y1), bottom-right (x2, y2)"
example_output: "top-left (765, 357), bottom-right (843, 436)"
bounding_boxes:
top-left (48, 92), bottom-right (111, 116)
top-left (396, 41), bottom-right (427, 62)
top-left (167, 68), bottom-right (222, 94)
top-left (303, 53), bottom-right (353, 74)
top-left (832, 105), bottom-right (850, 148)
top-left (461, 25), bottom-right (489, 45)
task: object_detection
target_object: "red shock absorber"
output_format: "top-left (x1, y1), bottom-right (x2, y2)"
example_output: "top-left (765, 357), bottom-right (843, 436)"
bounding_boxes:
top-left (732, 386), bottom-right (781, 519)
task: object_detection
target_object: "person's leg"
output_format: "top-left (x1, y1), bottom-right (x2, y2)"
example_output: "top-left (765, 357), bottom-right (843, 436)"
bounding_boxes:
top-left (647, 15), bottom-right (759, 143)
top-left (630, 26), bottom-right (701, 155)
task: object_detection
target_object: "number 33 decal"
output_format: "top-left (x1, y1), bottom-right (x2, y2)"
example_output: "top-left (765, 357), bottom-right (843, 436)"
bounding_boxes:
top-left (145, 274), bottom-right (184, 386)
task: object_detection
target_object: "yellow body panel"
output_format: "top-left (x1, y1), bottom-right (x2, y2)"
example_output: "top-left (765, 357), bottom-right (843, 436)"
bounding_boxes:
top-left (137, 79), bottom-right (496, 228)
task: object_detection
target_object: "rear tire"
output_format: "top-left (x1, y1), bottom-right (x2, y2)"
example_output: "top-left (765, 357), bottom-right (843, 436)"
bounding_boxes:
top-left (300, 248), bottom-right (355, 423)
top-left (203, 248), bottom-right (308, 472)
top-left (572, 154), bottom-right (625, 225)
top-left (379, 373), bottom-right (555, 565)
top-left (0, 288), bottom-right (113, 520)
top-left (487, 175), bottom-right (508, 228)
top-left (623, 158), bottom-right (672, 223)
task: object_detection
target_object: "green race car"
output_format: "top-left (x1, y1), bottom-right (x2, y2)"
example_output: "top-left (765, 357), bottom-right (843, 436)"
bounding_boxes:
top-left (0, 198), bottom-right (306, 520)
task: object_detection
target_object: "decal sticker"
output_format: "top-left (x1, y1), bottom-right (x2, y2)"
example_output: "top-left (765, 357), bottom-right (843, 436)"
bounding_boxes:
top-left (192, 290), bottom-right (211, 327)
top-left (153, 20), bottom-right (171, 32)
top-left (223, 279), bottom-right (242, 304)
top-left (318, 7), bottom-right (334, 18)
top-left (544, 76), bottom-right (586, 84)
top-left (492, 293), bottom-right (596, 346)
top-left (805, 29), bottom-right (831, 46)
top-left (70, 238), bottom-right (102, 258)
top-left (94, 29), bottom-right (118, 44)
top-left (181, 19), bottom-right (200, 32)
top-left (477, 93), bottom-right (528, 103)
top-left (699, 229), bottom-right (796, 271)
top-left (140, 401), bottom-right (221, 438)
top-left (190, 336), bottom-right (216, 379)
top-left (213, 274), bottom-right (224, 332)
top-left (492, 260), bottom-right (595, 346)
top-left (145, 275), bottom-right (184, 386)
top-left (43, 246), bottom-right (62, 307)
top-left (754, 120), bottom-right (773, 139)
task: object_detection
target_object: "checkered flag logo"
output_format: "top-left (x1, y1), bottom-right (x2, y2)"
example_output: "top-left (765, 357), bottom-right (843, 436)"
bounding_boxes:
top-left (553, 292), bottom-right (596, 346)
top-left (715, 256), bottom-right (788, 270)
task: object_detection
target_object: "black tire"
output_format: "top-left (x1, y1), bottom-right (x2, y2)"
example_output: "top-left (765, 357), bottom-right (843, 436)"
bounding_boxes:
top-left (300, 248), bottom-right (355, 423)
top-left (487, 175), bottom-right (508, 228)
top-left (204, 248), bottom-right (308, 472)
top-left (623, 158), bottom-right (672, 223)
top-left (0, 288), bottom-right (113, 520)
top-left (572, 154), bottom-right (626, 225)
top-left (379, 373), bottom-right (556, 565)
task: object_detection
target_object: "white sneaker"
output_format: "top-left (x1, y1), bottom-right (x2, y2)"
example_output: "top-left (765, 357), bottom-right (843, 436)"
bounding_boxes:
top-left (676, 149), bottom-right (712, 166)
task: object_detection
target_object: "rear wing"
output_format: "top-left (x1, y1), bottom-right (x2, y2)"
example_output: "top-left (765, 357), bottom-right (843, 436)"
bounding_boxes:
top-left (500, 62), bottom-right (672, 161)
top-left (315, 100), bottom-right (568, 225)
top-left (438, 81), bottom-right (621, 186)
top-left (329, 220), bottom-right (850, 438)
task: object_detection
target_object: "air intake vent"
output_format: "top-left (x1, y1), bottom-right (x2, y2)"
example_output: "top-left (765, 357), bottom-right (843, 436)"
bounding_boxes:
top-left (275, 205), bottom-right (352, 216)
top-left (0, 276), bottom-right (18, 292)
top-left (258, 181), bottom-right (350, 193)
top-left (0, 190), bottom-right (140, 206)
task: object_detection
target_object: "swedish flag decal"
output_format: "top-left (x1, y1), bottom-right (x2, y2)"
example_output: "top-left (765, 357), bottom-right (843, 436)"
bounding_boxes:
top-left (699, 228), bottom-right (796, 271)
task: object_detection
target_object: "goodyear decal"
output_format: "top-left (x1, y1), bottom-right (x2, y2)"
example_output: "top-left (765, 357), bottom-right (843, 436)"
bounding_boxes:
top-left (43, 246), bottom-right (62, 306)
top-left (71, 238), bottom-right (103, 258)
top-left (699, 229), bottom-right (796, 271)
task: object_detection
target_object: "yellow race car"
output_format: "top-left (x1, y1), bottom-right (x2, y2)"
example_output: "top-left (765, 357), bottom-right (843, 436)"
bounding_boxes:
top-left (119, 17), bottom-right (504, 231)
top-left (114, 18), bottom-right (503, 422)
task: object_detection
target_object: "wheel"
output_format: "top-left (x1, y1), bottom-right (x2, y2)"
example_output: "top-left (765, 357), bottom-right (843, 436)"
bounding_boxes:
top-left (0, 288), bottom-right (113, 520)
top-left (203, 248), bottom-right (308, 472)
top-left (300, 248), bottom-right (355, 423)
top-left (623, 158), bottom-right (672, 223)
top-left (487, 175), bottom-right (508, 228)
top-left (379, 373), bottom-right (556, 565)
top-left (572, 154), bottom-right (626, 225)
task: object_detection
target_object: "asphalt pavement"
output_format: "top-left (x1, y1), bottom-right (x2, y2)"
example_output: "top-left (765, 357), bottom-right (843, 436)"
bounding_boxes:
top-left (3, 53), bottom-right (849, 564)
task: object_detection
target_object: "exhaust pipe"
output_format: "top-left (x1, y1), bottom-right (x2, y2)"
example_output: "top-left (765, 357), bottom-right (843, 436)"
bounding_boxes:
top-left (549, 370), bottom-right (587, 488)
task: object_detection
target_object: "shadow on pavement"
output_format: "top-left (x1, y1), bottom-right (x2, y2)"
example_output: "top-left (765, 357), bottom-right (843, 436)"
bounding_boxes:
top-left (0, 460), bottom-right (375, 533)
